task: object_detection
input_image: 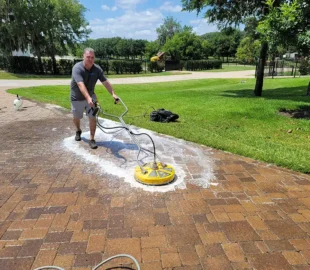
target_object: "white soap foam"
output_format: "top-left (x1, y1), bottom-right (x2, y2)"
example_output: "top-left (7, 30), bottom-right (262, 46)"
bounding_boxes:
top-left (63, 118), bottom-right (215, 192)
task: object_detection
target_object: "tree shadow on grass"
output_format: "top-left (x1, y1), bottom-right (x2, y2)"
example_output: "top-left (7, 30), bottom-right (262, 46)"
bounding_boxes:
top-left (221, 85), bottom-right (309, 102)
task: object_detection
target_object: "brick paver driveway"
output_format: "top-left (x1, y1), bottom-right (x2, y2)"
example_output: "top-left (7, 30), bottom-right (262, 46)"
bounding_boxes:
top-left (1, 72), bottom-right (310, 270)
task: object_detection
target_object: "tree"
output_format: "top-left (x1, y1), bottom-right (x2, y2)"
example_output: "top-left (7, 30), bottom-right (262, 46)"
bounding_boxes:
top-left (0, 0), bottom-right (89, 74)
top-left (201, 29), bottom-right (243, 61)
top-left (132, 39), bottom-right (147, 60)
top-left (257, 0), bottom-right (310, 57)
top-left (83, 37), bottom-right (146, 59)
top-left (145, 40), bottom-right (160, 60)
top-left (236, 37), bottom-right (261, 64)
top-left (163, 27), bottom-right (203, 60)
top-left (45, 0), bottom-right (89, 74)
top-left (156, 16), bottom-right (182, 47)
top-left (244, 17), bottom-right (259, 40)
top-left (257, 0), bottom-right (310, 90)
top-left (201, 32), bottom-right (221, 57)
top-left (201, 39), bottom-right (213, 58)
top-left (181, 0), bottom-right (282, 96)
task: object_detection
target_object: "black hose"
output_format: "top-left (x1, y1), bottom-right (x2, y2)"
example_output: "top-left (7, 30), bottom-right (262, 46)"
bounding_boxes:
top-left (128, 131), bottom-right (156, 162)
top-left (95, 113), bottom-right (157, 162)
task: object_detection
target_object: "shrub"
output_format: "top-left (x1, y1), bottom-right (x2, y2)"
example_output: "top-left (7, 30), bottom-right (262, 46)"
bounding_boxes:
top-left (299, 59), bottom-right (310, 75)
top-left (184, 60), bottom-right (222, 71)
top-left (110, 60), bottom-right (143, 74)
top-left (8, 56), bottom-right (40, 73)
top-left (42, 58), bottom-right (53, 74)
top-left (58, 59), bottom-right (74, 75)
top-left (148, 61), bottom-right (164, 73)
top-left (95, 59), bottom-right (110, 74)
top-left (0, 55), bottom-right (9, 69)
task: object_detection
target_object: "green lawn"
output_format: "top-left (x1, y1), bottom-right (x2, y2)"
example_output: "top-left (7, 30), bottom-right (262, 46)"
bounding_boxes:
top-left (7, 77), bottom-right (310, 173)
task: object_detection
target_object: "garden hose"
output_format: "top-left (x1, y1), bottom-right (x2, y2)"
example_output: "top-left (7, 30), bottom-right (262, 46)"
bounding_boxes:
top-left (34, 253), bottom-right (140, 270)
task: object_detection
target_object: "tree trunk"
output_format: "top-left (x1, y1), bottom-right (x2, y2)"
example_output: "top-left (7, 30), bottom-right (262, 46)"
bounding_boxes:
top-left (33, 44), bottom-right (44, 74)
top-left (254, 41), bottom-right (268, 96)
top-left (51, 55), bottom-right (58, 75)
top-left (48, 30), bottom-right (58, 75)
top-left (37, 55), bottom-right (44, 74)
top-left (253, 0), bottom-right (281, 96)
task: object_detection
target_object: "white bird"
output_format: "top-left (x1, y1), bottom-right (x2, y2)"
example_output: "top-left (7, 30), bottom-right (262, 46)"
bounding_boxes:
top-left (13, 94), bottom-right (23, 111)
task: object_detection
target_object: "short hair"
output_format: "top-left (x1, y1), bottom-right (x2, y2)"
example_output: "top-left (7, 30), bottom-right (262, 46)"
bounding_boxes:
top-left (83, 48), bottom-right (95, 54)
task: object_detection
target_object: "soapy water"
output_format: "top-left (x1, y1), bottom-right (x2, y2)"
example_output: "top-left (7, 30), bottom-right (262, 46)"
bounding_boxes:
top-left (63, 118), bottom-right (215, 192)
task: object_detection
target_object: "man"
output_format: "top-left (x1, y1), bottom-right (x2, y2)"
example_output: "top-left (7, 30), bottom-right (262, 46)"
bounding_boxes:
top-left (70, 48), bottom-right (119, 149)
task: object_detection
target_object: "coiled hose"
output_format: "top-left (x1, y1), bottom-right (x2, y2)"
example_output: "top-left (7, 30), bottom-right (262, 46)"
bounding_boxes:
top-left (34, 253), bottom-right (140, 270)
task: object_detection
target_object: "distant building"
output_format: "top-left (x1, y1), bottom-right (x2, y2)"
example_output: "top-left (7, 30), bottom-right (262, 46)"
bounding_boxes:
top-left (12, 44), bottom-right (33, 57)
top-left (283, 52), bottom-right (299, 59)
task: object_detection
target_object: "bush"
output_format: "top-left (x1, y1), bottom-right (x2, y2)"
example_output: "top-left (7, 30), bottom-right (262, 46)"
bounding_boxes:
top-left (95, 59), bottom-right (110, 74)
top-left (148, 61), bottom-right (165, 73)
top-left (8, 56), bottom-right (40, 73)
top-left (5, 56), bottom-right (144, 75)
top-left (299, 59), bottom-right (310, 75)
top-left (0, 55), bottom-right (9, 69)
top-left (58, 59), bottom-right (74, 75)
top-left (110, 60), bottom-right (143, 74)
top-left (42, 58), bottom-right (53, 74)
top-left (183, 60), bottom-right (222, 71)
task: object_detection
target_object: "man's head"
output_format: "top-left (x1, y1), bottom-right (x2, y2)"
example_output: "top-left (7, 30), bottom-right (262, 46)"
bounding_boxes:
top-left (83, 48), bottom-right (95, 69)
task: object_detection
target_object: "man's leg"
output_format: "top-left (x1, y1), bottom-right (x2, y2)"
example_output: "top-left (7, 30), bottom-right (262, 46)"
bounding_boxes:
top-left (89, 117), bottom-right (96, 141)
top-left (73, 118), bottom-right (81, 131)
top-left (86, 95), bottom-right (98, 149)
top-left (88, 117), bottom-right (97, 149)
top-left (73, 118), bottom-right (82, 141)
top-left (71, 101), bottom-right (84, 141)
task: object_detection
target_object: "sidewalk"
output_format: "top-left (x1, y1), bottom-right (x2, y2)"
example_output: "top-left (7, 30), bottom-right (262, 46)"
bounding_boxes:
top-left (0, 75), bottom-right (310, 270)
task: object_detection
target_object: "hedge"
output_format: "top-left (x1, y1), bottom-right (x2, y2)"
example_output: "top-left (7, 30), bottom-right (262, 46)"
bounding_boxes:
top-left (299, 59), bottom-right (310, 75)
top-left (183, 60), bottom-right (222, 71)
top-left (2, 56), bottom-right (144, 75)
top-left (148, 61), bottom-right (165, 73)
top-left (1, 56), bottom-right (224, 74)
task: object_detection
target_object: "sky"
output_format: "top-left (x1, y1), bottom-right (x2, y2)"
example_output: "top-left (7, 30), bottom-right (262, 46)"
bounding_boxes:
top-left (78, 0), bottom-right (219, 41)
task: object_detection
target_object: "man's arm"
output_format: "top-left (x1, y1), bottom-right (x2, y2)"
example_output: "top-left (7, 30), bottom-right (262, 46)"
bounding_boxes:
top-left (102, 80), bottom-right (119, 102)
top-left (77, 82), bottom-right (94, 107)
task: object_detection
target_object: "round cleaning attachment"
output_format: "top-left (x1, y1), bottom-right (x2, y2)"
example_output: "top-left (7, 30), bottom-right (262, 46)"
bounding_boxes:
top-left (134, 162), bottom-right (175, 186)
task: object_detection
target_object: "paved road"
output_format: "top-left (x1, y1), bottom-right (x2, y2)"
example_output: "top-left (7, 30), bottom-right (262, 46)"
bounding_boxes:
top-left (0, 70), bottom-right (255, 87)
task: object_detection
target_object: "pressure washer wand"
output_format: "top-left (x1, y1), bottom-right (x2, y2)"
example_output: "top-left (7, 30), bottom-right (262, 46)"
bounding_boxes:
top-left (91, 97), bottom-right (175, 185)
top-left (93, 97), bottom-right (165, 171)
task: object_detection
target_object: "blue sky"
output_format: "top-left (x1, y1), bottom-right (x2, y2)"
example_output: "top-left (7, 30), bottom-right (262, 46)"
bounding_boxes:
top-left (78, 0), bottom-right (219, 41)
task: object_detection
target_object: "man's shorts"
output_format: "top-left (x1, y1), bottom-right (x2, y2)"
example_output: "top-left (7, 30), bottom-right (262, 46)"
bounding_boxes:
top-left (71, 95), bottom-right (97, 119)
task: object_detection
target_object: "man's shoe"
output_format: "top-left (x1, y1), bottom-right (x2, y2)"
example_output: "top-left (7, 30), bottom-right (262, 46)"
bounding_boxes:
top-left (89, 139), bottom-right (98, 149)
top-left (75, 130), bottom-right (82, 141)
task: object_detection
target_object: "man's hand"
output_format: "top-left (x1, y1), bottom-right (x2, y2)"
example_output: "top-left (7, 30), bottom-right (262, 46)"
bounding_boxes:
top-left (87, 97), bottom-right (95, 108)
top-left (113, 94), bottom-right (119, 104)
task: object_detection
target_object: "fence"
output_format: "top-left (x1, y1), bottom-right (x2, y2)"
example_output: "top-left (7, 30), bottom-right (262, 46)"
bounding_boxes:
top-left (257, 60), bottom-right (300, 78)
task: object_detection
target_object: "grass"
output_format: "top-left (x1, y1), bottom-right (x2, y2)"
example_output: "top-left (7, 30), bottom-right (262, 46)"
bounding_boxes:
top-left (0, 70), bottom-right (191, 80)
top-left (7, 77), bottom-right (310, 173)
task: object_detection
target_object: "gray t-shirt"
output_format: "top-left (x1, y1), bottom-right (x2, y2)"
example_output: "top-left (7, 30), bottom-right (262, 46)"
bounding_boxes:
top-left (70, 61), bottom-right (107, 101)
